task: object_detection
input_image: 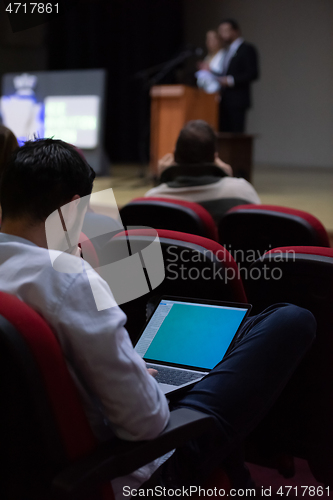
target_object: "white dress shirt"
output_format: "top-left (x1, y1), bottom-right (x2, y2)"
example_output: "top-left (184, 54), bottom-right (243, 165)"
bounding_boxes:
top-left (221, 37), bottom-right (244, 87)
top-left (196, 49), bottom-right (225, 93)
top-left (0, 233), bottom-right (170, 498)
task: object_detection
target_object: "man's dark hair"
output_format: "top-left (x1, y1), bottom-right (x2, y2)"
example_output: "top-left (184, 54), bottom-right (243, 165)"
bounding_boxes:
top-left (174, 120), bottom-right (217, 164)
top-left (0, 138), bottom-right (96, 222)
top-left (219, 18), bottom-right (240, 31)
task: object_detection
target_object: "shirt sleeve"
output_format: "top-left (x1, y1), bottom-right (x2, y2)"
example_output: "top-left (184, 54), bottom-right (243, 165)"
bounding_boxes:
top-left (53, 268), bottom-right (170, 441)
top-left (226, 76), bottom-right (235, 87)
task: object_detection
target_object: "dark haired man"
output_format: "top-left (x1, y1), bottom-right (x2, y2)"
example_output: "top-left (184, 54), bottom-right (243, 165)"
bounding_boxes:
top-left (218, 19), bottom-right (259, 132)
top-left (0, 139), bottom-right (316, 497)
top-left (200, 19), bottom-right (259, 132)
top-left (145, 120), bottom-right (260, 223)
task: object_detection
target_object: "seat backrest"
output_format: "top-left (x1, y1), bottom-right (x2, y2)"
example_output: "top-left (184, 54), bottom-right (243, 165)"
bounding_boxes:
top-left (119, 197), bottom-right (218, 241)
top-left (107, 229), bottom-right (247, 342)
top-left (244, 246), bottom-right (333, 480)
top-left (199, 198), bottom-right (251, 226)
top-left (80, 231), bottom-right (100, 268)
top-left (247, 246), bottom-right (333, 314)
top-left (82, 212), bottom-right (123, 254)
top-left (218, 205), bottom-right (330, 278)
top-left (0, 292), bottom-right (97, 498)
top-left (159, 163), bottom-right (227, 183)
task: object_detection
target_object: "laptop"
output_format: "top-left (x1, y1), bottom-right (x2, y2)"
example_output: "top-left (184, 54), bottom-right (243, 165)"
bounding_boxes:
top-left (135, 296), bottom-right (252, 396)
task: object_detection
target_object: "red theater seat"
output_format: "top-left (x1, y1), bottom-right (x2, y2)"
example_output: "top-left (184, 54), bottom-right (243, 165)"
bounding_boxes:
top-left (218, 205), bottom-right (330, 281)
top-left (80, 231), bottom-right (100, 268)
top-left (119, 197), bottom-right (218, 241)
top-left (107, 229), bottom-right (247, 341)
top-left (244, 246), bottom-right (333, 486)
top-left (0, 292), bottom-right (229, 499)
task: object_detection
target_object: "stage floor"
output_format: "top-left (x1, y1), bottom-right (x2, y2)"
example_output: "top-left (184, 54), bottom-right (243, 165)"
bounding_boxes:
top-left (91, 164), bottom-right (333, 235)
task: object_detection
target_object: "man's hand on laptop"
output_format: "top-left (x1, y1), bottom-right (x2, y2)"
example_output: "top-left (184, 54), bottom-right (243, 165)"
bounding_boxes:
top-left (147, 368), bottom-right (158, 378)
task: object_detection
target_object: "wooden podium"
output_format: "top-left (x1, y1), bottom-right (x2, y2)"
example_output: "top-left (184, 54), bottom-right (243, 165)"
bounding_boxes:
top-left (150, 85), bottom-right (219, 176)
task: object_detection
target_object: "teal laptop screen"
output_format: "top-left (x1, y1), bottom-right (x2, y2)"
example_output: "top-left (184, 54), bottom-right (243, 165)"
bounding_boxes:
top-left (135, 299), bottom-right (248, 370)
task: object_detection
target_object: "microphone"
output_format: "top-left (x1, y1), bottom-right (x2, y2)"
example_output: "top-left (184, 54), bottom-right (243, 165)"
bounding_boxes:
top-left (193, 47), bottom-right (204, 57)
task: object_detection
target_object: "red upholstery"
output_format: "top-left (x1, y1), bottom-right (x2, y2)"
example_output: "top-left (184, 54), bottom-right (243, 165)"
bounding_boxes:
top-left (135, 197), bottom-right (218, 240)
top-left (114, 228), bottom-right (246, 303)
top-left (0, 292), bottom-right (96, 460)
top-left (80, 231), bottom-right (99, 268)
top-left (111, 229), bottom-right (247, 340)
top-left (115, 227), bottom-right (225, 254)
top-left (227, 204), bottom-right (330, 247)
top-left (218, 204), bottom-right (330, 287)
top-left (0, 291), bottom-right (230, 497)
top-left (121, 196), bottom-right (218, 241)
top-left (0, 292), bottom-right (114, 499)
top-left (267, 245), bottom-right (333, 258)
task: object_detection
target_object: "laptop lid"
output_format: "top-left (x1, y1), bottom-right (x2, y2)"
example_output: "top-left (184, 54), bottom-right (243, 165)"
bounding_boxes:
top-left (135, 296), bottom-right (251, 372)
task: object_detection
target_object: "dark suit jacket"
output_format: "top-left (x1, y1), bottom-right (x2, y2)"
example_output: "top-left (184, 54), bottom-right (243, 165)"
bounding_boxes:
top-left (222, 42), bottom-right (259, 110)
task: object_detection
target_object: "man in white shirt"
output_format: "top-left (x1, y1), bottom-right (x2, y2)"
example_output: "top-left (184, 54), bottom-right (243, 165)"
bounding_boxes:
top-left (0, 139), bottom-right (316, 497)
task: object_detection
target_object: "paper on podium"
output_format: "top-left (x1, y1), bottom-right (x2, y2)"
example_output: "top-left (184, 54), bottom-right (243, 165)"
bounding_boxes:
top-left (195, 70), bottom-right (221, 94)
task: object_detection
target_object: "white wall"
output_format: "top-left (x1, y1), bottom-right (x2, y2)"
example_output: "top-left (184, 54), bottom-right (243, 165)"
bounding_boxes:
top-left (183, 0), bottom-right (333, 168)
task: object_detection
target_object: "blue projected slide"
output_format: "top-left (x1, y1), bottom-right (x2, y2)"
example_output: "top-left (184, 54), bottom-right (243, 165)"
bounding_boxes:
top-left (144, 302), bottom-right (247, 369)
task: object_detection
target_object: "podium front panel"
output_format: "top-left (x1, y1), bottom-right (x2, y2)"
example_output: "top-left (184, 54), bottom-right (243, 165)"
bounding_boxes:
top-left (150, 85), bottom-right (218, 176)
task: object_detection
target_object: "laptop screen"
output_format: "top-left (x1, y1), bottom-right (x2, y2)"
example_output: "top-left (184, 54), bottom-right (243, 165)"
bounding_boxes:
top-left (135, 299), bottom-right (249, 371)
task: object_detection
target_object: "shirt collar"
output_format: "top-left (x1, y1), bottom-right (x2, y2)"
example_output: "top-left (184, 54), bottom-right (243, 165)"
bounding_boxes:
top-left (0, 232), bottom-right (38, 247)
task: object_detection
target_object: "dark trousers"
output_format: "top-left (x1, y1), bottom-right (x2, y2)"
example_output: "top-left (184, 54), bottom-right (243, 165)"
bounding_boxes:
top-left (219, 104), bottom-right (247, 133)
top-left (160, 304), bottom-right (316, 488)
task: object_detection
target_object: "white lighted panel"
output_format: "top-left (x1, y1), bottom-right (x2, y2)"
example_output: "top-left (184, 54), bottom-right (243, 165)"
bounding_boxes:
top-left (44, 95), bottom-right (100, 149)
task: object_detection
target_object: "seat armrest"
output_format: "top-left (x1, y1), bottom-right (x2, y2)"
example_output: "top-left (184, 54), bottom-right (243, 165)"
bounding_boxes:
top-left (52, 408), bottom-right (218, 500)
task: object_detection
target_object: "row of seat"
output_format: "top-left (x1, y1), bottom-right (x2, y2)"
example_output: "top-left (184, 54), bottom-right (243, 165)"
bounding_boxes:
top-left (107, 228), bottom-right (333, 487)
top-left (3, 201), bottom-right (331, 498)
top-left (119, 197), bottom-right (330, 274)
top-left (120, 194), bottom-right (333, 481)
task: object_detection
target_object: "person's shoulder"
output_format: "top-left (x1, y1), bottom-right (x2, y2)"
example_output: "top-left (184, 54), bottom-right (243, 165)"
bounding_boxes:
top-left (144, 184), bottom-right (169, 197)
top-left (221, 176), bottom-right (261, 203)
top-left (0, 235), bottom-right (62, 269)
top-left (4, 238), bottom-right (90, 289)
top-left (222, 176), bottom-right (254, 188)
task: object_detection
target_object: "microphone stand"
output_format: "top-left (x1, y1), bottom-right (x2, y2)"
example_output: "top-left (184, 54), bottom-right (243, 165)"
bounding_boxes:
top-left (146, 49), bottom-right (195, 89)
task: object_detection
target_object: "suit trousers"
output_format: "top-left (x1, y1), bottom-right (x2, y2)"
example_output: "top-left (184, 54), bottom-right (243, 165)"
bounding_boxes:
top-left (219, 104), bottom-right (247, 133)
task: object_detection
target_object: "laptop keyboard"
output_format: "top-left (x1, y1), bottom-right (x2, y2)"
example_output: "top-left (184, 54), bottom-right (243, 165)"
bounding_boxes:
top-left (146, 364), bottom-right (203, 386)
